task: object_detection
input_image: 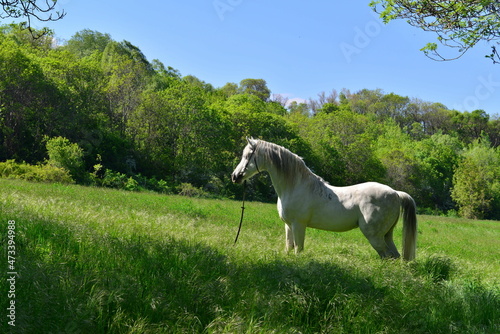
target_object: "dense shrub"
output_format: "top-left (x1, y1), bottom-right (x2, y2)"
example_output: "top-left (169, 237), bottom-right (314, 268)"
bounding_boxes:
top-left (0, 160), bottom-right (73, 183)
top-left (90, 166), bottom-right (172, 193)
top-left (46, 136), bottom-right (86, 182)
top-left (451, 138), bottom-right (500, 219)
top-left (177, 183), bottom-right (210, 198)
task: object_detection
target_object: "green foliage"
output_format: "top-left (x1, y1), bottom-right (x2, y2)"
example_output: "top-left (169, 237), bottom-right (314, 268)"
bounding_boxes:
top-left (0, 36), bottom-right (59, 161)
top-left (237, 78), bottom-right (271, 101)
top-left (177, 182), bottom-right (211, 198)
top-left (413, 133), bottom-right (462, 210)
top-left (451, 138), bottom-right (500, 219)
top-left (1, 25), bottom-right (500, 218)
top-left (0, 159), bottom-right (73, 183)
top-left (224, 93), bottom-right (267, 114)
top-left (45, 136), bottom-right (85, 182)
top-left (64, 29), bottom-right (112, 58)
top-left (99, 168), bottom-right (135, 189)
top-left (130, 80), bottom-right (234, 186)
top-left (91, 167), bottom-right (173, 194)
top-left (293, 108), bottom-right (384, 186)
top-left (370, 0), bottom-right (500, 62)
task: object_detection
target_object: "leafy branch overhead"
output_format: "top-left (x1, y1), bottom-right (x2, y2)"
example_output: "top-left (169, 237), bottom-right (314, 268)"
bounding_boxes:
top-left (370, 0), bottom-right (500, 63)
top-left (0, 0), bottom-right (65, 37)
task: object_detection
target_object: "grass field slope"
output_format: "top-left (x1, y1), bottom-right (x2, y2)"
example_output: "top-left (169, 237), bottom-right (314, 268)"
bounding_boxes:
top-left (1, 179), bottom-right (499, 333)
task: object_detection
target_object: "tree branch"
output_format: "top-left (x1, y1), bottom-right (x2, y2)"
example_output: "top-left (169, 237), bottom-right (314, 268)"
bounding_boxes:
top-left (1, 0), bottom-right (65, 38)
top-left (371, 0), bottom-right (500, 63)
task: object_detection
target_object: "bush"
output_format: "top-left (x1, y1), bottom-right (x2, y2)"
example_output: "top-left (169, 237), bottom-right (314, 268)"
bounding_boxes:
top-left (0, 160), bottom-right (74, 183)
top-left (125, 177), bottom-right (140, 191)
top-left (99, 169), bottom-right (129, 189)
top-left (45, 136), bottom-right (86, 182)
top-left (133, 174), bottom-right (172, 194)
top-left (451, 138), bottom-right (500, 219)
top-left (177, 183), bottom-right (210, 198)
top-left (91, 167), bottom-right (172, 194)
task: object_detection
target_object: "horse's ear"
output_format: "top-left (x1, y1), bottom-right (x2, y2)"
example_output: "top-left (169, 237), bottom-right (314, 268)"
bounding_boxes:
top-left (246, 137), bottom-right (256, 146)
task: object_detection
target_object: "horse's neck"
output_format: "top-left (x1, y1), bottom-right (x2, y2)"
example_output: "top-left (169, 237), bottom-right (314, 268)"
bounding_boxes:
top-left (265, 163), bottom-right (308, 199)
top-left (267, 167), bottom-right (287, 198)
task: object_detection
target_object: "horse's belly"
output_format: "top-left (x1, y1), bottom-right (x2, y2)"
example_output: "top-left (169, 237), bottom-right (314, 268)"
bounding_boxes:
top-left (307, 210), bottom-right (359, 232)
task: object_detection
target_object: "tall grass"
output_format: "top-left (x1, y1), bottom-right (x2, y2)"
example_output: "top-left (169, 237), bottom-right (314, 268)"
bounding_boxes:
top-left (1, 179), bottom-right (498, 333)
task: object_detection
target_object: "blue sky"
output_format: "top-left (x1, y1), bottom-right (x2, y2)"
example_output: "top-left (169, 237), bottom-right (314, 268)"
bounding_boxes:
top-left (34, 0), bottom-right (500, 115)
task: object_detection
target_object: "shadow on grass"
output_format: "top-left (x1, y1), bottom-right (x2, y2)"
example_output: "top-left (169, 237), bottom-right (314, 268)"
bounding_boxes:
top-left (2, 216), bottom-right (498, 333)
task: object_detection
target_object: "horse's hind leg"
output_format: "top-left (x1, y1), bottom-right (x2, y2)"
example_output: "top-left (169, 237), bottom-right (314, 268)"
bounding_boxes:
top-left (384, 221), bottom-right (401, 259)
top-left (359, 202), bottom-right (401, 259)
top-left (365, 235), bottom-right (393, 259)
top-left (360, 219), bottom-right (400, 259)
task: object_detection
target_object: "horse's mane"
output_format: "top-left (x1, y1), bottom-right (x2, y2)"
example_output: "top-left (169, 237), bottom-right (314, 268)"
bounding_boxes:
top-left (256, 140), bottom-right (327, 192)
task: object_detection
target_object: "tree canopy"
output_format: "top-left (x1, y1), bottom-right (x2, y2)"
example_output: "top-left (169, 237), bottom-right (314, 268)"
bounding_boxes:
top-left (0, 26), bottom-right (499, 219)
top-left (370, 0), bottom-right (500, 62)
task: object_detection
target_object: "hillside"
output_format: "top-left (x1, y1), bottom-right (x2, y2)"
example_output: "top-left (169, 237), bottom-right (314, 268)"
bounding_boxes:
top-left (1, 179), bottom-right (498, 332)
top-left (1, 25), bottom-right (500, 219)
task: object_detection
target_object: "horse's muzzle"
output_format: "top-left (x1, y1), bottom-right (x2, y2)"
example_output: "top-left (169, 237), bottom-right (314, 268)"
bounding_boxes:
top-left (231, 172), bottom-right (243, 184)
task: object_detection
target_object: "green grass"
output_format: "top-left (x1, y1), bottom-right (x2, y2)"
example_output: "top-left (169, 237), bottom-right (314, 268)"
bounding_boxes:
top-left (0, 179), bottom-right (498, 333)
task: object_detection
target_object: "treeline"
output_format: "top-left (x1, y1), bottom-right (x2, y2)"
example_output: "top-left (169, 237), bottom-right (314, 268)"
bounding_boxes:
top-left (1, 25), bottom-right (499, 219)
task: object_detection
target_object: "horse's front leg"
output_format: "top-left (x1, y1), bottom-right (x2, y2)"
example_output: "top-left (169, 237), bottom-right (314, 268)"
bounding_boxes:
top-left (292, 221), bottom-right (306, 254)
top-left (285, 221), bottom-right (306, 254)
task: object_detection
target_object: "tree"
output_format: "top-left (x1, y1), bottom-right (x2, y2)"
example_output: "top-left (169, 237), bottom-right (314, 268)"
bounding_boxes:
top-left (0, 36), bottom-right (63, 162)
top-left (293, 108), bottom-right (385, 186)
top-left (270, 93), bottom-right (289, 107)
top-left (487, 116), bottom-right (500, 147)
top-left (417, 101), bottom-right (454, 136)
top-left (452, 109), bottom-right (490, 143)
top-left (451, 137), bottom-right (500, 219)
top-left (0, 0), bottom-right (65, 38)
top-left (46, 136), bottom-right (85, 182)
top-left (0, 23), bottom-right (54, 49)
top-left (347, 88), bottom-right (384, 114)
top-left (219, 82), bottom-right (238, 97)
top-left (65, 29), bottom-right (112, 58)
top-left (151, 59), bottom-right (180, 79)
top-left (238, 78), bottom-right (271, 101)
top-left (317, 103), bottom-right (340, 115)
top-left (183, 75), bottom-right (214, 92)
top-left (288, 101), bottom-right (310, 116)
top-left (224, 94), bottom-right (267, 114)
top-left (376, 122), bottom-right (421, 196)
top-left (129, 81), bottom-right (233, 185)
top-left (309, 90), bottom-right (339, 114)
top-left (414, 133), bottom-right (462, 211)
top-left (370, 0), bottom-right (500, 62)
top-left (102, 40), bottom-right (152, 134)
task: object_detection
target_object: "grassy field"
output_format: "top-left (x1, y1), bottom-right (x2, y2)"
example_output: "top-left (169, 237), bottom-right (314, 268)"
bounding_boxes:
top-left (0, 179), bottom-right (498, 333)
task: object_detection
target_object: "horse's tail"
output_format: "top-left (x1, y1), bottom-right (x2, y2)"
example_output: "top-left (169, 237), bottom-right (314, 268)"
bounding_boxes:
top-left (397, 191), bottom-right (417, 261)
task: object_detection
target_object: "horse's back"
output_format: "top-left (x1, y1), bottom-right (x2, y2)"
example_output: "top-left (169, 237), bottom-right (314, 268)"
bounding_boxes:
top-left (333, 182), bottom-right (401, 223)
top-left (334, 182), bottom-right (399, 205)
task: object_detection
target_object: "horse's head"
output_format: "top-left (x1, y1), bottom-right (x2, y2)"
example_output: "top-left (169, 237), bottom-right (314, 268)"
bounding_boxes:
top-left (231, 137), bottom-right (261, 184)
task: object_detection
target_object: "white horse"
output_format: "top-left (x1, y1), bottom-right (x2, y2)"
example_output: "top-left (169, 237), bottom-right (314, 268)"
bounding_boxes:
top-left (231, 138), bottom-right (417, 260)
